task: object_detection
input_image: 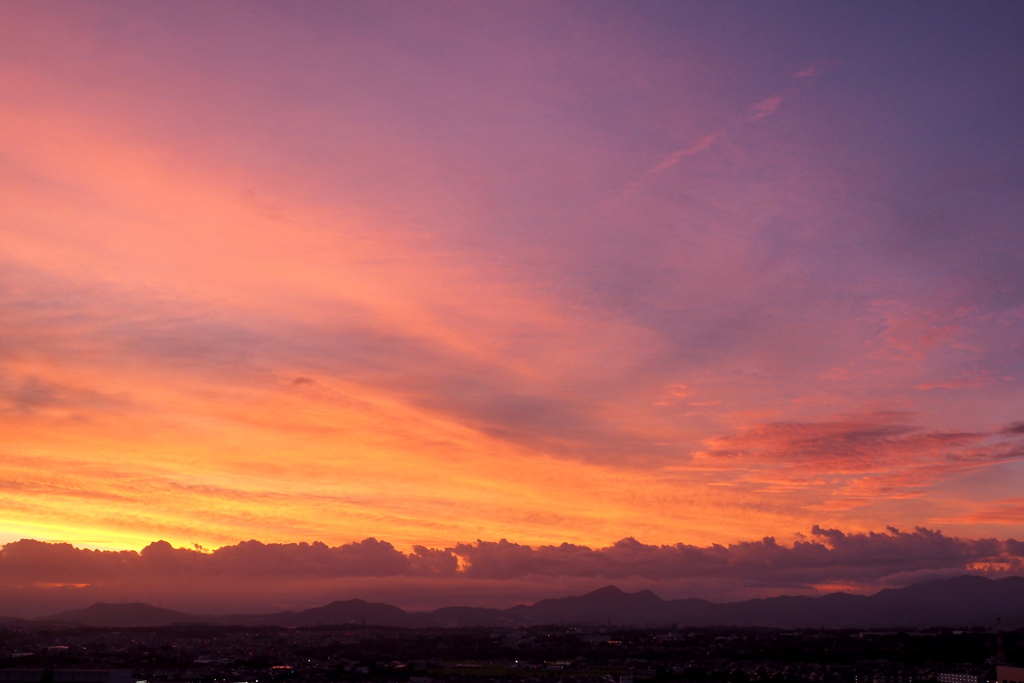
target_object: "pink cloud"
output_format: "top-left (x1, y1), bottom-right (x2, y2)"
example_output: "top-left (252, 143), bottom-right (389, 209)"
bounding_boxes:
top-left (750, 94), bottom-right (783, 119)
top-left (646, 134), bottom-right (721, 174)
top-left (794, 59), bottom-right (840, 80)
top-left (955, 498), bottom-right (1024, 525)
top-left (868, 300), bottom-right (968, 361)
top-left (693, 413), bottom-right (1024, 509)
top-left (621, 133), bottom-right (721, 196)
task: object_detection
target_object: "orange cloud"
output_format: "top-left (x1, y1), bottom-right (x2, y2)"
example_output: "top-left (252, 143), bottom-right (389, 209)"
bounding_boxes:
top-left (692, 413), bottom-right (1024, 511)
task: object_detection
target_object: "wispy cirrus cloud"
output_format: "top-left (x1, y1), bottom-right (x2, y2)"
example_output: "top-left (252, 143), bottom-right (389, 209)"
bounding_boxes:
top-left (622, 133), bottom-right (721, 195)
top-left (645, 134), bottom-right (722, 175)
top-left (691, 413), bottom-right (1024, 508)
top-left (750, 94), bottom-right (783, 119)
top-left (952, 499), bottom-right (1024, 526)
top-left (748, 59), bottom-right (841, 122)
top-left (794, 59), bottom-right (840, 82)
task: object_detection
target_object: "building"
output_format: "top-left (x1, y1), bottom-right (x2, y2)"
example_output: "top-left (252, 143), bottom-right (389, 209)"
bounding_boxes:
top-left (0, 671), bottom-right (132, 683)
top-left (998, 667), bottom-right (1024, 683)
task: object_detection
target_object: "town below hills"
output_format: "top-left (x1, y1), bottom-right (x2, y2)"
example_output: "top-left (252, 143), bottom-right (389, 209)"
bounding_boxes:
top-left (7, 575), bottom-right (1024, 630)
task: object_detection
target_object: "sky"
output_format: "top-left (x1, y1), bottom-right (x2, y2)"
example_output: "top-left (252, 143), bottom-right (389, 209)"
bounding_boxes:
top-left (1, 1), bottom-right (1024, 617)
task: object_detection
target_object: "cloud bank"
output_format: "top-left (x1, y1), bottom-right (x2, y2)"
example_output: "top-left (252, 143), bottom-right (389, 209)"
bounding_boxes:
top-left (2, 528), bottom-right (1022, 617)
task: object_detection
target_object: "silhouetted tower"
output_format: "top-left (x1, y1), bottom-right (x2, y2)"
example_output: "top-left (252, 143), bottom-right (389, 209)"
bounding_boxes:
top-left (996, 617), bottom-right (1006, 665)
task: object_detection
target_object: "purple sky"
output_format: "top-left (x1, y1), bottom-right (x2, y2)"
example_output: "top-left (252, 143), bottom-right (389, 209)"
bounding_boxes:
top-left (1, 1), bottom-right (1023, 613)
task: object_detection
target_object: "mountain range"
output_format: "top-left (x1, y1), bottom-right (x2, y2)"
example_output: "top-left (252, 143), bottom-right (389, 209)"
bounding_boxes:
top-left (23, 575), bottom-right (1024, 630)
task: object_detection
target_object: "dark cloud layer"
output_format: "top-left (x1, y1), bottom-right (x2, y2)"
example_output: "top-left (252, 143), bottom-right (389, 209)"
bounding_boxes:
top-left (2, 527), bottom-right (1022, 617)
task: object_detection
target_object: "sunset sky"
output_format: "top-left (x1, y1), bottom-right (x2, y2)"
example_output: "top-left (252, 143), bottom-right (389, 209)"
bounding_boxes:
top-left (2, 1), bottom-right (1024, 616)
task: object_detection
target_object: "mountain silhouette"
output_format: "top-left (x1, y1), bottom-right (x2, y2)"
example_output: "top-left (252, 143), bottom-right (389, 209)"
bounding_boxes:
top-left (34, 576), bottom-right (1024, 629)
top-left (520, 585), bottom-right (673, 625)
top-left (47, 602), bottom-right (201, 627)
top-left (216, 599), bottom-right (413, 628)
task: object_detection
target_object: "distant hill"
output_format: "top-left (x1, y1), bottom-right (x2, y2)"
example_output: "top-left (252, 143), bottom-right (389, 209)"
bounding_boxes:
top-left (217, 599), bottom-right (413, 628)
top-left (32, 575), bottom-right (1024, 629)
top-left (516, 585), bottom-right (672, 626)
top-left (48, 602), bottom-right (202, 628)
